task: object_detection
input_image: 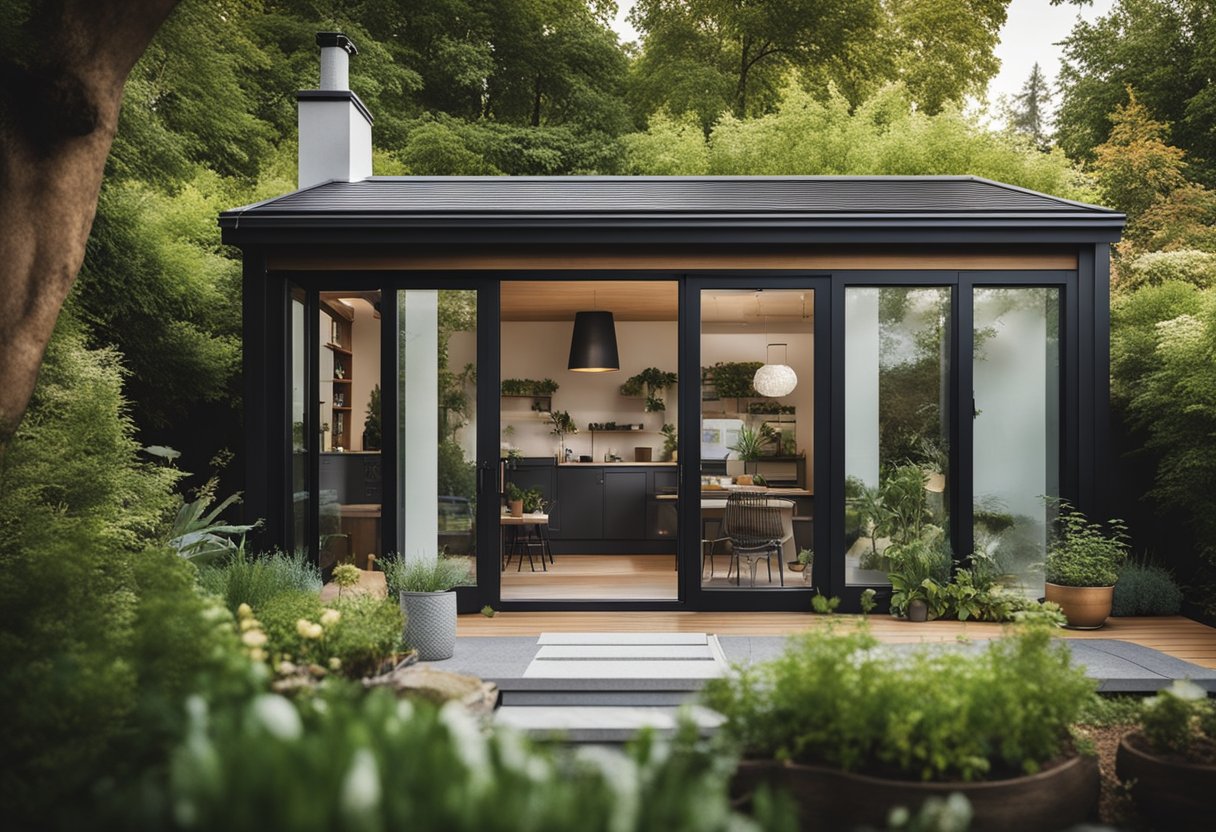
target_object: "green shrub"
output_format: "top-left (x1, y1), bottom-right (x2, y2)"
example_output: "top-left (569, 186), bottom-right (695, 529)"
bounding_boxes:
top-left (152, 688), bottom-right (777, 831)
top-left (1138, 680), bottom-right (1216, 764)
top-left (703, 623), bottom-right (1094, 781)
top-left (383, 556), bottom-right (474, 594)
top-left (1112, 561), bottom-right (1184, 616)
top-left (1045, 504), bottom-right (1129, 587)
top-left (197, 549), bottom-right (322, 613)
top-left (255, 591), bottom-right (403, 678)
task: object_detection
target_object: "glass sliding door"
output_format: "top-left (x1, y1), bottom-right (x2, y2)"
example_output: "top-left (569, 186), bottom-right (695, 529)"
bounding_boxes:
top-left (972, 287), bottom-right (1061, 596)
top-left (396, 289), bottom-right (479, 581)
top-left (289, 287), bottom-right (310, 555)
top-left (844, 286), bottom-right (952, 587)
top-left (695, 284), bottom-right (820, 596)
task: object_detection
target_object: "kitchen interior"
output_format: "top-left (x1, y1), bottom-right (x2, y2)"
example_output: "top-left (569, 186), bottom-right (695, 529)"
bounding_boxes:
top-left (500, 281), bottom-right (814, 601)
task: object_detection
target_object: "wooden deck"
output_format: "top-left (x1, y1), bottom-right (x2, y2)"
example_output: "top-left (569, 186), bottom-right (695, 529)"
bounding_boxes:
top-left (458, 612), bottom-right (1216, 669)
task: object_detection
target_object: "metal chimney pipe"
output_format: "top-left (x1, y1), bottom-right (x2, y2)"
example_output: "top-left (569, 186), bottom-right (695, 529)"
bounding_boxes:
top-left (316, 32), bottom-right (357, 90)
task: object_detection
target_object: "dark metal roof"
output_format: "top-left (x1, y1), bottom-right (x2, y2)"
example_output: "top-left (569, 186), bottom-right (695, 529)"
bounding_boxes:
top-left (218, 176), bottom-right (1124, 245)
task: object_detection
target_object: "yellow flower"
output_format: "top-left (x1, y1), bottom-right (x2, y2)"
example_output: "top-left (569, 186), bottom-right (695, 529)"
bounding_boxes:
top-left (305, 623), bottom-right (324, 640)
top-left (320, 608), bottom-right (342, 627)
top-left (328, 656), bottom-right (342, 671)
top-left (248, 648), bottom-right (267, 663)
top-left (240, 617), bottom-right (261, 632)
top-left (296, 618), bottom-right (314, 638)
top-left (237, 603), bottom-right (253, 619)
top-left (242, 630), bottom-right (268, 648)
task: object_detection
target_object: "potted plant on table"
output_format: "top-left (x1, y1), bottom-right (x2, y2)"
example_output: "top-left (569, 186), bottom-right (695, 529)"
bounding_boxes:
top-left (1044, 503), bottom-right (1129, 629)
top-left (383, 556), bottom-right (474, 661)
top-left (1115, 679), bottom-right (1215, 831)
top-left (505, 482), bottom-right (524, 517)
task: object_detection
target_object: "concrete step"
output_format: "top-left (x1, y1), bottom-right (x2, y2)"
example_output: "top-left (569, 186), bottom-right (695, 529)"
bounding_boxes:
top-left (494, 704), bottom-right (725, 744)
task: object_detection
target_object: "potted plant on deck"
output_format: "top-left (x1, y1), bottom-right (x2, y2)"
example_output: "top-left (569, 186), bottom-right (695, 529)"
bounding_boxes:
top-left (709, 621), bottom-right (1099, 831)
top-left (1044, 503), bottom-right (1129, 629)
top-left (383, 556), bottom-right (474, 661)
top-left (1115, 679), bottom-right (1215, 831)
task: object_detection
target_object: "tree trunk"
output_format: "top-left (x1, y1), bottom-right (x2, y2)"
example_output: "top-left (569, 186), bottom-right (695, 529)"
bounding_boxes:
top-left (0, 0), bottom-right (181, 452)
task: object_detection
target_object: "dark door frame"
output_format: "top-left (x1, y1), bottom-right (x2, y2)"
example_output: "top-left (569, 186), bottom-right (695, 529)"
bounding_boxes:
top-left (681, 273), bottom-right (834, 611)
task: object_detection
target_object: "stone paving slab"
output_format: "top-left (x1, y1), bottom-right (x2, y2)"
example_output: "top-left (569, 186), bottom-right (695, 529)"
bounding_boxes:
top-left (494, 705), bottom-right (725, 743)
top-left (536, 645), bottom-right (715, 660)
top-left (537, 632), bottom-right (709, 645)
top-left (524, 659), bottom-right (726, 679)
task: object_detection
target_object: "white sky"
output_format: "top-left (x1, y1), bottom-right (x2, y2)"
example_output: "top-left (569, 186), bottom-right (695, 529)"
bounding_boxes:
top-left (610, 0), bottom-right (1116, 116)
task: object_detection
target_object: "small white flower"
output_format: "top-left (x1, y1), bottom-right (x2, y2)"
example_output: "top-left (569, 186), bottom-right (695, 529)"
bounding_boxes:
top-left (329, 656), bottom-right (342, 671)
top-left (251, 694), bottom-right (302, 741)
top-left (440, 701), bottom-right (490, 789)
top-left (296, 618), bottom-right (313, 637)
top-left (321, 608), bottom-right (342, 627)
top-left (241, 630), bottom-right (267, 647)
top-left (340, 748), bottom-right (382, 821)
top-left (237, 603), bottom-right (253, 619)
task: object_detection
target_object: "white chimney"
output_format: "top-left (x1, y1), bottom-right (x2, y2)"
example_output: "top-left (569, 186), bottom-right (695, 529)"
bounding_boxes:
top-left (297, 32), bottom-right (373, 189)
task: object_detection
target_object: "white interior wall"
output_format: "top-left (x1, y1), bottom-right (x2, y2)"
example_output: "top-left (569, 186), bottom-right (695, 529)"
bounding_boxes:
top-left (348, 299), bottom-right (381, 450)
top-left (500, 321), bottom-right (679, 459)
top-left (700, 328), bottom-right (814, 466)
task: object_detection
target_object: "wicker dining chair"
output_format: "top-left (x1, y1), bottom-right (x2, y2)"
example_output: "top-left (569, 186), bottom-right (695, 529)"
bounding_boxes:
top-left (722, 490), bottom-right (785, 587)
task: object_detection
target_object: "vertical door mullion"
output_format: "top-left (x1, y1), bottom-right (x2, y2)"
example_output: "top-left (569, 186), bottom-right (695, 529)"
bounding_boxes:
top-left (380, 284), bottom-right (399, 568)
top-left (677, 276), bottom-right (699, 605)
top-left (828, 280), bottom-right (847, 599)
top-left (955, 278), bottom-right (974, 569)
top-left (476, 280), bottom-right (501, 609)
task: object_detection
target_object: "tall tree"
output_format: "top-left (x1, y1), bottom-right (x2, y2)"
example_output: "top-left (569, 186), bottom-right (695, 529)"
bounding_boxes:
top-left (628, 0), bottom-right (882, 127)
top-left (1010, 62), bottom-right (1052, 149)
top-left (1055, 0), bottom-right (1216, 185)
top-left (0, 0), bottom-right (182, 454)
top-left (1091, 91), bottom-right (1187, 223)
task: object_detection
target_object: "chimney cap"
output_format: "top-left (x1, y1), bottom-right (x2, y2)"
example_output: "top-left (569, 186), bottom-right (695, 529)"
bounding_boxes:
top-left (316, 32), bottom-right (358, 56)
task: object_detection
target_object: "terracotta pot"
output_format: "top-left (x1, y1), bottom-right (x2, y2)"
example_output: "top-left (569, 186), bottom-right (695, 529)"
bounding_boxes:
top-left (907, 599), bottom-right (929, 622)
top-left (733, 755), bottom-right (1098, 832)
top-left (787, 562), bottom-right (806, 573)
top-left (508, 500), bottom-right (523, 517)
top-left (1116, 731), bottom-right (1216, 831)
top-left (1044, 583), bottom-right (1113, 629)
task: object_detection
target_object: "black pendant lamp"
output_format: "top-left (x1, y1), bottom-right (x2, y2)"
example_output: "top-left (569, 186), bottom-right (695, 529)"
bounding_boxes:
top-left (568, 310), bottom-right (620, 372)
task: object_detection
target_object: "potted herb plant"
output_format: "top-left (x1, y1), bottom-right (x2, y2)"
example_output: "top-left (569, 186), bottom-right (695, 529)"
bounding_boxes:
top-left (713, 622), bottom-right (1099, 831)
top-left (1115, 679), bottom-right (1215, 831)
top-left (787, 548), bottom-right (813, 585)
top-left (383, 556), bottom-right (474, 661)
top-left (505, 482), bottom-right (524, 517)
top-left (1044, 504), bottom-right (1129, 629)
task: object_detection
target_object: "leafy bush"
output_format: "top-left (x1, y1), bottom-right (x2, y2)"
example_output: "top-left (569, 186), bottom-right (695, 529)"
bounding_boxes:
top-left (1045, 504), bottom-right (1129, 587)
top-left (703, 623), bottom-right (1094, 781)
top-left (1112, 561), bottom-right (1183, 616)
top-left (1117, 249), bottom-right (1216, 294)
top-left (254, 592), bottom-right (403, 678)
top-left (1137, 680), bottom-right (1216, 765)
top-left (152, 689), bottom-right (779, 831)
top-left (197, 549), bottom-right (321, 613)
top-left (383, 557), bottom-right (474, 594)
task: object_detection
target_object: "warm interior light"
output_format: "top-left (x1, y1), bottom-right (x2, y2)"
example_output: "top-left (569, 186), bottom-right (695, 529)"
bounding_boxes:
top-left (568, 309), bottom-right (620, 372)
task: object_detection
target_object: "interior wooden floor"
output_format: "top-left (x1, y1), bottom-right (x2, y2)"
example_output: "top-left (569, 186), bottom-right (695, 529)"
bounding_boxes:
top-left (500, 554), bottom-right (679, 600)
top-left (461, 609), bottom-right (1216, 670)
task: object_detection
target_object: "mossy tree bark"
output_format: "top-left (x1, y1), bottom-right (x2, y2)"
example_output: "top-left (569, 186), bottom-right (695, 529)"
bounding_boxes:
top-left (0, 0), bottom-right (180, 452)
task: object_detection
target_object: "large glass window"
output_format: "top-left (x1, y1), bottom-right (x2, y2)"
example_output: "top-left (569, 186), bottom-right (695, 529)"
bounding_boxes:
top-left (317, 292), bottom-right (382, 571)
top-left (290, 288), bottom-right (309, 554)
top-left (844, 287), bottom-right (952, 586)
top-left (972, 287), bottom-right (1060, 596)
top-left (397, 289), bottom-right (478, 578)
top-left (699, 289), bottom-right (815, 590)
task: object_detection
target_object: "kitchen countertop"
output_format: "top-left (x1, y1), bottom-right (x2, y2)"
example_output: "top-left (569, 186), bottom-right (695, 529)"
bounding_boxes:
top-left (557, 461), bottom-right (677, 467)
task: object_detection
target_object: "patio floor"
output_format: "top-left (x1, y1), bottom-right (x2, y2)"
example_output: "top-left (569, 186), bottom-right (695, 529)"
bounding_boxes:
top-left (457, 613), bottom-right (1216, 669)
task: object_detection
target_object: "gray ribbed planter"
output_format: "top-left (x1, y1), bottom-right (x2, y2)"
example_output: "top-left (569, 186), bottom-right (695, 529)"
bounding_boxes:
top-left (400, 590), bottom-right (457, 661)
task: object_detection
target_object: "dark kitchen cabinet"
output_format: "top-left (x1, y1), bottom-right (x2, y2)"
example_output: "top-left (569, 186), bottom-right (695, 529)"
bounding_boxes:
top-left (555, 466), bottom-right (603, 540)
top-left (603, 470), bottom-right (647, 539)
